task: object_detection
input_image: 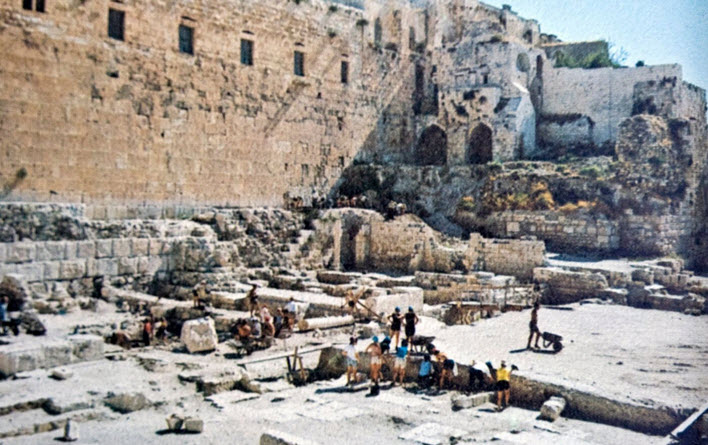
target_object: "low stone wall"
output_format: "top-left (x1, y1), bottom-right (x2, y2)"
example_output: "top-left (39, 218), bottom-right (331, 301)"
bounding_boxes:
top-left (533, 267), bottom-right (608, 304)
top-left (481, 211), bottom-right (620, 253)
top-left (512, 375), bottom-right (686, 436)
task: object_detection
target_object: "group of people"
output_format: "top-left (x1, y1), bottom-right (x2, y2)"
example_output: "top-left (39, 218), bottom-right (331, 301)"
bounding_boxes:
top-left (340, 303), bottom-right (534, 410)
top-left (142, 317), bottom-right (168, 346)
top-left (235, 285), bottom-right (299, 342)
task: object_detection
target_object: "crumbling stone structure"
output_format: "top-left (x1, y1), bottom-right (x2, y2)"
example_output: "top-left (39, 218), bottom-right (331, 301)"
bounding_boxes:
top-left (0, 0), bottom-right (706, 269)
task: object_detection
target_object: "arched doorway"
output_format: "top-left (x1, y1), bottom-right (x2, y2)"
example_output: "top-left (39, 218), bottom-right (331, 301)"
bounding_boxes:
top-left (414, 125), bottom-right (447, 166)
top-left (467, 124), bottom-right (493, 164)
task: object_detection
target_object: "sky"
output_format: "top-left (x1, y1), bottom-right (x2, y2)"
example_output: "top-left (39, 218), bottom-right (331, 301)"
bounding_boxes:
top-left (481, 0), bottom-right (708, 90)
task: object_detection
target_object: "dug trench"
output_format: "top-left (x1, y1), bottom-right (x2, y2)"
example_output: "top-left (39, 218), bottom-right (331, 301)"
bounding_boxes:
top-left (314, 347), bottom-right (692, 437)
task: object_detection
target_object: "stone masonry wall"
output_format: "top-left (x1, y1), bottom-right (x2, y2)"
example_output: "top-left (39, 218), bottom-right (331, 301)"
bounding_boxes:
top-left (466, 233), bottom-right (544, 280)
top-left (541, 64), bottom-right (683, 150)
top-left (0, 0), bottom-right (424, 206)
top-left (480, 211), bottom-right (620, 253)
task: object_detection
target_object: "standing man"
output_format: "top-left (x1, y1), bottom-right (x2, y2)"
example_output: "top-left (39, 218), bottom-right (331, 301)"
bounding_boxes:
top-left (343, 337), bottom-right (360, 387)
top-left (0, 296), bottom-right (8, 335)
top-left (193, 280), bottom-right (209, 308)
top-left (284, 297), bottom-right (298, 329)
top-left (404, 306), bottom-right (419, 345)
top-left (142, 318), bottom-right (153, 346)
top-left (246, 284), bottom-right (259, 317)
top-left (388, 307), bottom-right (403, 350)
top-left (494, 360), bottom-right (517, 410)
top-left (527, 301), bottom-right (541, 350)
top-left (365, 336), bottom-right (383, 386)
top-left (392, 339), bottom-right (409, 386)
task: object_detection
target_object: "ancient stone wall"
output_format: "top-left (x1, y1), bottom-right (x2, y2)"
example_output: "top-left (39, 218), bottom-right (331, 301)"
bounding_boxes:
top-left (0, 0), bottom-right (425, 206)
top-left (466, 233), bottom-right (544, 280)
top-left (478, 211), bottom-right (620, 253)
top-left (540, 64), bottom-right (684, 151)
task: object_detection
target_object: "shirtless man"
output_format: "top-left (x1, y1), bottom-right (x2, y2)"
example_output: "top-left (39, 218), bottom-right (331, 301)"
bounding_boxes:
top-left (365, 336), bottom-right (383, 385)
top-left (527, 301), bottom-right (541, 350)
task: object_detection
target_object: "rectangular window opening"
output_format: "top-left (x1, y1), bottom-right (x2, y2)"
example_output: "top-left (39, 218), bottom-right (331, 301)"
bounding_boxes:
top-left (294, 51), bottom-right (305, 77)
top-left (179, 24), bottom-right (194, 55)
top-left (240, 39), bottom-right (253, 66)
top-left (35, 0), bottom-right (44, 12)
top-left (108, 9), bottom-right (125, 41)
top-left (340, 60), bottom-right (349, 84)
top-left (22, 0), bottom-right (32, 10)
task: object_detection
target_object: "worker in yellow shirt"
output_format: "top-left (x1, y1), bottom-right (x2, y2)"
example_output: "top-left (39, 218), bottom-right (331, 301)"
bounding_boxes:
top-left (495, 360), bottom-right (516, 410)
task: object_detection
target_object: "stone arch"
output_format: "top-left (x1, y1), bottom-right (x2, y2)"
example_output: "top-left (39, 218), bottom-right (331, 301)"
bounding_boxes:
top-left (467, 124), bottom-right (493, 164)
top-left (414, 125), bottom-right (447, 166)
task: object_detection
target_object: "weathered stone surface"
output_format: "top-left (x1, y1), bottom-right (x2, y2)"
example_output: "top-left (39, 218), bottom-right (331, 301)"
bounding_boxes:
top-left (6, 243), bottom-right (35, 264)
top-left (180, 317), bottom-right (218, 353)
top-left (183, 417), bottom-right (204, 433)
top-left (534, 268), bottom-right (608, 304)
top-left (104, 392), bottom-right (150, 414)
top-left (0, 335), bottom-right (103, 376)
top-left (451, 392), bottom-right (493, 410)
top-left (20, 312), bottom-right (46, 336)
top-left (260, 431), bottom-right (321, 445)
top-left (95, 240), bottom-right (113, 258)
top-left (50, 368), bottom-right (74, 380)
top-left (59, 260), bottom-right (86, 280)
top-left (540, 396), bottom-right (567, 421)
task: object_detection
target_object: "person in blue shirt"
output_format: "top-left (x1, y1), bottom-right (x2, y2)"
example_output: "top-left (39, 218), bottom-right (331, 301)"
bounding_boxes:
top-left (0, 296), bottom-right (8, 335)
top-left (392, 339), bottom-right (408, 386)
top-left (418, 353), bottom-right (433, 389)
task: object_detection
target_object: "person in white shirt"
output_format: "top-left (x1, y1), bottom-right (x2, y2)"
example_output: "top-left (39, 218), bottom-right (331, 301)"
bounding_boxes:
top-left (342, 337), bottom-right (359, 386)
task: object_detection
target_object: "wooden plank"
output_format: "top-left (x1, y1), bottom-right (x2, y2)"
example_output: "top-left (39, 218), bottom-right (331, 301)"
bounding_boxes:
top-left (236, 344), bottom-right (332, 366)
top-left (670, 400), bottom-right (708, 439)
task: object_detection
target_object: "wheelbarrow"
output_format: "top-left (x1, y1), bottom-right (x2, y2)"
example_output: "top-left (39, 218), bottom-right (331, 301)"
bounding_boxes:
top-left (541, 331), bottom-right (563, 353)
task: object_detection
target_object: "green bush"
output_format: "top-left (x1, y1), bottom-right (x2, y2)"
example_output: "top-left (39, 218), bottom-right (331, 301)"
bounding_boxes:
top-left (457, 196), bottom-right (476, 212)
top-left (579, 166), bottom-right (602, 179)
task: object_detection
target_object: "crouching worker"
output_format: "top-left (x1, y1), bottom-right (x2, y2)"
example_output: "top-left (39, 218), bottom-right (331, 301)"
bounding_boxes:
top-left (436, 350), bottom-right (455, 389)
top-left (418, 354), bottom-right (434, 389)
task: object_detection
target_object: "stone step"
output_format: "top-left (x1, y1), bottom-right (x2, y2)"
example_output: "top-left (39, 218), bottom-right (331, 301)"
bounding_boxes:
top-left (0, 407), bottom-right (108, 439)
top-left (0, 335), bottom-right (104, 377)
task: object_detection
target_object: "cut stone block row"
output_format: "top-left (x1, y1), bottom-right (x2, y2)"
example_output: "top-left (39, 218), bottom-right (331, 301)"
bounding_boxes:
top-left (0, 335), bottom-right (104, 376)
top-left (0, 238), bottom-right (176, 265)
top-left (1, 256), bottom-right (172, 282)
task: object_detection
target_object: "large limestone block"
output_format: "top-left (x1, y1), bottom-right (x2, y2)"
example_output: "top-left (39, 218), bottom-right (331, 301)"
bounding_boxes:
top-left (0, 335), bottom-right (103, 376)
top-left (69, 335), bottom-right (105, 361)
top-left (104, 392), bottom-right (150, 413)
top-left (364, 287), bottom-right (424, 317)
top-left (452, 392), bottom-right (493, 410)
top-left (540, 396), bottom-right (567, 421)
top-left (181, 317), bottom-right (218, 353)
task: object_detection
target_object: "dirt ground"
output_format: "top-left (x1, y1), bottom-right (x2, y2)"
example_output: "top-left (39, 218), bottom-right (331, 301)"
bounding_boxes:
top-left (0, 299), bottom-right (706, 444)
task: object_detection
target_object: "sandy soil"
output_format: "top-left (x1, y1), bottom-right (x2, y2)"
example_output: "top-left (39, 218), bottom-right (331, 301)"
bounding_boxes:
top-left (418, 302), bottom-right (708, 410)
